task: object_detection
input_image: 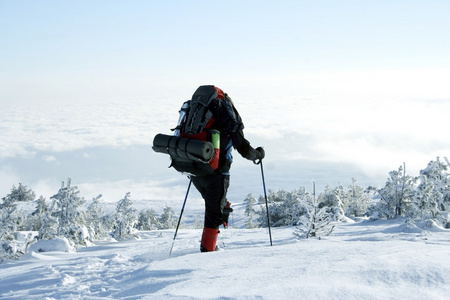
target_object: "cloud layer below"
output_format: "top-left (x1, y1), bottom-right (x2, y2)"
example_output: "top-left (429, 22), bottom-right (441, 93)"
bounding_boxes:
top-left (2, 81), bottom-right (450, 203)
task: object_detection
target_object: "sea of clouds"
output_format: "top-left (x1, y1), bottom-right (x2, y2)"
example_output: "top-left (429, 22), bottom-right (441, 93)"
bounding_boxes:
top-left (2, 74), bottom-right (450, 206)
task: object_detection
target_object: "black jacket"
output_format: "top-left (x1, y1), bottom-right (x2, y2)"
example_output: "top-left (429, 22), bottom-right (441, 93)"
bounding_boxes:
top-left (207, 95), bottom-right (259, 174)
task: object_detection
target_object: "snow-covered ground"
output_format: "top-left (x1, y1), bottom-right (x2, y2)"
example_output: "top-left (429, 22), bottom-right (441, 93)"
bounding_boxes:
top-left (1, 217), bottom-right (449, 300)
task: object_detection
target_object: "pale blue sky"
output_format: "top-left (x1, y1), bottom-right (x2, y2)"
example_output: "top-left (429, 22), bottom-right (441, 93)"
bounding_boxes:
top-left (1, 0), bottom-right (449, 103)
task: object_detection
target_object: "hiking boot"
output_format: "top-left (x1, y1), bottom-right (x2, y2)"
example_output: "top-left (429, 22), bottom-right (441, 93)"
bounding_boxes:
top-left (200, 227), bottom-right (219, 252)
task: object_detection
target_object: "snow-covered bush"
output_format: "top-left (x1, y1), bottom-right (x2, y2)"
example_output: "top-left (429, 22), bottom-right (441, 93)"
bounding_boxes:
top-left (28, 237), bottom-right (74, 253)
top-left (260, 182), bottom-right (359, 229)
top-left (259, 188), bottom-right (308, 227)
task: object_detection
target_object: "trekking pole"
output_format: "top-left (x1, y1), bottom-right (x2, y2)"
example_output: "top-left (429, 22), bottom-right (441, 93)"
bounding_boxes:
top-left (259, 160), bottom-right (273, 246)
top-left (169, 179), bottom-right (192, 257)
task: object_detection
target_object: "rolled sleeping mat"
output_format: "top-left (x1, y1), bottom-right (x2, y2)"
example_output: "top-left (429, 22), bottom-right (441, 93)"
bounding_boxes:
top-left (152, 134), bottom-right (214, 162)
top-left (178, 137), bottom-right (214, 162)
top-left (167, 135), bottom-right (180, 158)
top-left (152, 134), bottom-right (172, 154)
top-left (174, 137), bottom-right (215, 161)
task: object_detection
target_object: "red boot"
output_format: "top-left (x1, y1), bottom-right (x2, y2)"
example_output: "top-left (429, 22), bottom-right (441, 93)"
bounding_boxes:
top-left (200, 227), bottom-right (219, 252)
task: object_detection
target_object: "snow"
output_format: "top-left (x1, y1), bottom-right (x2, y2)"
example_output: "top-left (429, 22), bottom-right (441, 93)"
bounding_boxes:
top-left (28, 237), bottom-right (74, 254)
top-left (1, 218), bottom-right (450, 299)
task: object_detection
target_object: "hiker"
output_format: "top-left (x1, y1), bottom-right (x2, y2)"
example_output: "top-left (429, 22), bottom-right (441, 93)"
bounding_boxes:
top-left (181, 85), bottom-right (264, 252)
top-left (153, 85), bottom-right (265, 252)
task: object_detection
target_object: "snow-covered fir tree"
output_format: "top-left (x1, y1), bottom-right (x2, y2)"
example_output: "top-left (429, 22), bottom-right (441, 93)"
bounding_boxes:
top-left (244, 193), bottom-right (258, 228)
top-left (333, 183), bottom-right (350, 216)
top-left (1, 189), bottom-right (19, 231)
top-left (112, 192), bottom-right (138, 240)
top-left (295, 181), bottom-right (334, 238)
top-left (38, 208), bottom-right (59, 240)
top-left (317, 185), bottom-right (345, 221)
top-left (413, 158), bottom-right (450, 225)
top-left (39, 178), bottom-right (89, 246)
top-left (0, 194), bottom-right (20, 261)
top-left (3, 183), bottom-right (36, 203)
top-left (85, 194), bottom-right (109, 239)
top-left (136, 208), bottom-right (161, 230)
top-left (1, 183), bottom-right (37, 232)
top-left (345, 178), bottom-right (372, 217)
top-left (374, 164), bottom-right (416, 219)
top-left (25, 196), bottom-right (48, 231)
top-left (158, 206), bottom-right (176, 229)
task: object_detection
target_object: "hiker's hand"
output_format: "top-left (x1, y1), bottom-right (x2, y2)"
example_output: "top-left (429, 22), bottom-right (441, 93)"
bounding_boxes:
top-left (253, 147), bottom-right (265, 165)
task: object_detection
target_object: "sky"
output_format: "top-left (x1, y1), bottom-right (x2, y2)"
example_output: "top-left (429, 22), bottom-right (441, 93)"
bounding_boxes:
top-left (1, 0), bottom-right (450, 204)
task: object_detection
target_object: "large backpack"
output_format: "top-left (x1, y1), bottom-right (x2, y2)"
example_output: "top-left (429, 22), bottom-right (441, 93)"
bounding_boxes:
top-left (153, 85), bottom-right (224, 176)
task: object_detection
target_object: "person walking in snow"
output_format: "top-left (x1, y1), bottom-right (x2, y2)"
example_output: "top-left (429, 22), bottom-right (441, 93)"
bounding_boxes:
top-left (176, 85), bottom-right (264, 252)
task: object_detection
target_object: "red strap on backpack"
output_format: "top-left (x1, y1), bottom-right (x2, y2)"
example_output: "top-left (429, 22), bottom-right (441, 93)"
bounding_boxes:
top-left (214, 86), bottom-right (225, 99)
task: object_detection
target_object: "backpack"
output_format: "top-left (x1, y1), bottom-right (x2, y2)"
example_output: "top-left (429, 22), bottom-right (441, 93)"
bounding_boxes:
top-left (153, 85), bottom-right (224, 176)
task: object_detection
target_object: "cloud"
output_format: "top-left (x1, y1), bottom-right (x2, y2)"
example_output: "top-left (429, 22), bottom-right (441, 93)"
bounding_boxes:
top-left (0, 167), bottom-right (21, 197)
top-left (0, 98), bottom-right (178, 159)
top-left (2, 75), bottom-right (450, 199)
top-left (43, 155), bottom-right (57, 162)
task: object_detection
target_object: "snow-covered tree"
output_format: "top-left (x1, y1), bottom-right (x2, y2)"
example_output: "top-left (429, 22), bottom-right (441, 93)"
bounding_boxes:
top-left (244, 193), bottom-right (258, 228)
top-left (260, 188), bottom-right (308, 227)
top-left (375, 164), bottom-right (417, 219)
top-left (136, 208), bottom-right (159, 231)
top-left (1, 190), bottom-right (19, 230)
top-left (85, 194), bottom-right (109, 239)
top-left (38, 210), bottom-right (59, 241)
top-left (413, 158), bottom-right (450, 223)
top-left (318, 185), bottom-right (345, 221)
top-left (333, 183), bottom-right (351, 216)
top-left (112, 192), bottom-right (138, 240)
top-left (24, 196), bottom-right (48, 231)
top-left (38, 178), bottom-right (89, 246)
top-left (0, 196), bottom-right (20, 261)
top-left (3, 183), bottom-right (36, 203)
top-left (158, 206), bottom-right (176, 229)
top-left (192, 214), bottom-right (204, 229)
top-left (346, 178), bottom-right (372, 217)
top-left (296, 181), bottom-right (334, 238)
top-left (1, 184), bottom-right (35, 233)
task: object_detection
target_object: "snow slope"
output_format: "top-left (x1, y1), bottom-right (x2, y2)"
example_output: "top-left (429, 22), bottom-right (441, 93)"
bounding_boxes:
top-left (1, 219), bottom-right (450, 300)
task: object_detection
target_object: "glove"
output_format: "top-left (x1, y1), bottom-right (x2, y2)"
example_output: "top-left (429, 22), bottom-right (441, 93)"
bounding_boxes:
top-left (253, 147), bottom-right (265, 164)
